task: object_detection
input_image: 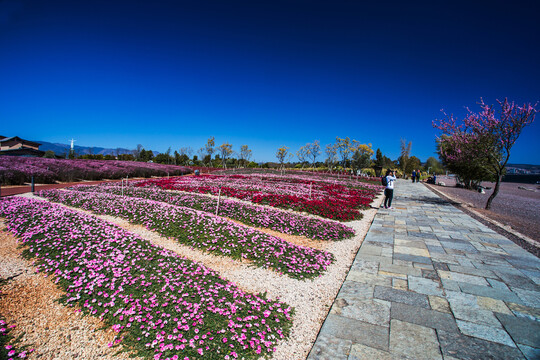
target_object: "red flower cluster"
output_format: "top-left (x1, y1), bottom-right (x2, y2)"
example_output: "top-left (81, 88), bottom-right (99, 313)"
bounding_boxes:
top-left (136, 174), bottom-right (381, 221)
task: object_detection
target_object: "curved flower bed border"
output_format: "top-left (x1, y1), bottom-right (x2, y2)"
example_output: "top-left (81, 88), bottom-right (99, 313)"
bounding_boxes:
top-left (0, 197), bottom-right (293, 360)
top-left (69, 184), bottom-right (355, 241)
top-left (135, 174), bottom-right (382, 221)
top-left (40, 190), bottom-right (334, 280)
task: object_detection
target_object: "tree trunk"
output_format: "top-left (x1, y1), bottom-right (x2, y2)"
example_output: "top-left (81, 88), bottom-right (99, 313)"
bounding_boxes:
top-left (485, 174), bottom-right (503, 210)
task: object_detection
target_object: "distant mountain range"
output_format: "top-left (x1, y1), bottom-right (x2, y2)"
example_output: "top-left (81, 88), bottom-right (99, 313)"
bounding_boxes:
top-left (35, 140), bottom-right (160, 156)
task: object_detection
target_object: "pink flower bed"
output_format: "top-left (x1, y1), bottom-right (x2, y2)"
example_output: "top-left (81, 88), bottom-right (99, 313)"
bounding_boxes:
top-left (0, 196), bottom-right (293, 359)
top-left (0, 157), bottom-right (191, 185)
top-left (40, 189), bottom-right (334, 279)
top-left (69, 184), bottom-right (356, 241)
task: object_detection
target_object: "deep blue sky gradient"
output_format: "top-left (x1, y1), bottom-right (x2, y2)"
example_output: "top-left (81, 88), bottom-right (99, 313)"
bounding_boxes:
top-left (1, 0), bottom-right (539, 163)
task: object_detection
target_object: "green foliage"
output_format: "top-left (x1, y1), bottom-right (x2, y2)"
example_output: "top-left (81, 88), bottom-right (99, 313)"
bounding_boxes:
top-left (176, 153), bottom-right (189, 165)
top-left (117, 153), bottom-right (135, 161)
top-left (404, 156), bottom-right (421, 175)
top-left (138, 149), bottom-right (154, 162)
top-left (225, 158), bottom-right (236, 168)
top-left (351, 150), bottom-right (371, 172)
top-left (78, 154), bottom-right (105, 160)
top-left (424, 157), bottom-right (444, 174)
top-left (43, 150), bottom-right (56, 158)
top-left (374, 148), bottom-right (383, 167)
top-left (362, 168), bottom-right (375, 176)
top-left (154, 153), bottom-right (174, 164)
top-left (437, 135), bottom-right (495, 189)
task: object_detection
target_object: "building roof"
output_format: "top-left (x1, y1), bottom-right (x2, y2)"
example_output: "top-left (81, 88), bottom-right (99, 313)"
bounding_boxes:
top-left (0, 136), bottom-right (41, 147)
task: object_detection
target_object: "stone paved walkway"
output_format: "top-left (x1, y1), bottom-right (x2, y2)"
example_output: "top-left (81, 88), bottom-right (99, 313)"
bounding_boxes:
top-left (308, 180), bottom-right (540, 360)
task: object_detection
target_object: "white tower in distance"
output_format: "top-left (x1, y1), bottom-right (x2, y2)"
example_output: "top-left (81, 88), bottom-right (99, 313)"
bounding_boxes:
top-left (70, 138), bottom-right (76, 150)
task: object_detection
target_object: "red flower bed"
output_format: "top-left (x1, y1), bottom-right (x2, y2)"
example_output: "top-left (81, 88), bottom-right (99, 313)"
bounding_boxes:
top-left (135, 173), bottom-right (382, 221)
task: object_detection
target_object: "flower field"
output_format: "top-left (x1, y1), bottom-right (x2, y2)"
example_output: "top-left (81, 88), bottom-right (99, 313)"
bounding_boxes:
top-left (1, 170), bottom-right (383, 359)
top-left (68, 184), bottom-right (355, 241)
top-left (0, 157), bottom-right (191, 185)
top-left (136, 173), bottom-right (382, 221)
top-left (0, 196), bottom-right (293, 359)
top-left (40, 189), bottom-right (334, 279)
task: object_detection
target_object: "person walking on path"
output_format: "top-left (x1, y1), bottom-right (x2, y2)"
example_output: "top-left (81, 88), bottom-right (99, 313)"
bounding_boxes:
top-left (384, 169), bottom-right (397, 209)
top-left (411, 170), bottom-right (416, 183)
top-left (416, 170), bottom-right (421, 183)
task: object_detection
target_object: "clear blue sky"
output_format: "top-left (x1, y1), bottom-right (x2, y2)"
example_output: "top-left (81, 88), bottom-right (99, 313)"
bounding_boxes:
top-left (1, 0), bottom-right (539, 163)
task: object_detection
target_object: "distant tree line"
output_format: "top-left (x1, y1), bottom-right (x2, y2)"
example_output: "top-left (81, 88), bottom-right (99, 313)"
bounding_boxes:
top-left (44, 136), bottom-right (446, 177)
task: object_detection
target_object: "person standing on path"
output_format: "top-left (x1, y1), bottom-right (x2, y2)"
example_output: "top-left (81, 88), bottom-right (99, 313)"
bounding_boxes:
top-left (411, 170), bottom-right (416, 183)
top-left (384, 169), bottom-right (397, 209)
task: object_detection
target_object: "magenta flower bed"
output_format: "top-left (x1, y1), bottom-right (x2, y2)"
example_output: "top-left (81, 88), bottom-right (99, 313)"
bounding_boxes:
top-left (136, 174), bottom-right (382, 221)
top-left (69, 184), bottom-right (356, 241)
top-left (0, 157), bottom-right (191, 185)
top-left (40, 189), bottom-right (334, 279)
top-left (0, 197), bottom-right (293, 359)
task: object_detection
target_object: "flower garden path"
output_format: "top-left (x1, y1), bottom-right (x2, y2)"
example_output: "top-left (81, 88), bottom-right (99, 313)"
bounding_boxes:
top-left (309, 179), bottom-right (540, 360)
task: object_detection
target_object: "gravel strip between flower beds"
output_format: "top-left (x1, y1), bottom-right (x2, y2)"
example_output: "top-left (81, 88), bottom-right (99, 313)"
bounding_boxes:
top-left (21, 191), bottom-right (383, 359)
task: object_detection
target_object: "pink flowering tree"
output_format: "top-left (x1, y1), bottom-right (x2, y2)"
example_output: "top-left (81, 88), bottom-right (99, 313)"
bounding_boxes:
top-left (434, 98), bottom-right (537, 210)
top-left (435, 132), bottom-right (495, 190)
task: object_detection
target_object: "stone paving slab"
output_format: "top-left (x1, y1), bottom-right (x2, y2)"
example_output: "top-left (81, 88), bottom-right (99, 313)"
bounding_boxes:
top-left (308, 180), bottom-right (540, 360)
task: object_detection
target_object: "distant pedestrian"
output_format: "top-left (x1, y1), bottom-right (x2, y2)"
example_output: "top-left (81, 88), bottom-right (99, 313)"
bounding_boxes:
top-left (416, 170), bottom-right (421, 183)
top-left (384, 169), bottom-right (397, 209)
top-left (411, 170), bottom-right (416, 183)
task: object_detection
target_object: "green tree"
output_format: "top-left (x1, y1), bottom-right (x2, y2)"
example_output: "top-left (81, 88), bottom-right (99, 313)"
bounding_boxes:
top-left (405, 156), bottom-right (421, 175)
top-left (374, 148), bottom-right (383, 167)
top-left (139, 149), bottom-right (154, 162)
top-left (118, 153), bottom-right (135, 161)
top-left (425, 157), bottom-right (444, 174)
top-left (437, 134), bottom-right (494, 189)
top-left (154, 153), bottom-right (173, 164)
top-left (43, 150), bottom-right (56, 158)
top-left (351, 150), bottom-right (371, 173)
